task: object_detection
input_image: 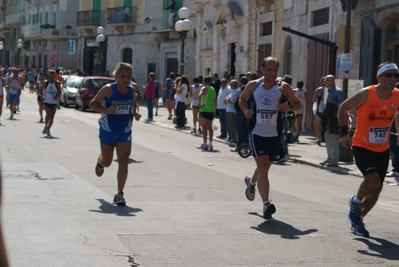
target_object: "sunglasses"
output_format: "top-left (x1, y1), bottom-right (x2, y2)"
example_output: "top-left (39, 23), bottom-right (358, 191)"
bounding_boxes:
top-left (381, 73), bottom-right (399, 78)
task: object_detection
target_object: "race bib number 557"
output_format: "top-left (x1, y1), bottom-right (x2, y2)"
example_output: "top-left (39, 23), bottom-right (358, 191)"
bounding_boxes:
top-left (257, 109), bottom-right (277, 124)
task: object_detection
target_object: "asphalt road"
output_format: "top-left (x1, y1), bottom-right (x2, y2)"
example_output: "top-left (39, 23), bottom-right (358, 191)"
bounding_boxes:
top-left (1, 91), bottom-right (399, 267)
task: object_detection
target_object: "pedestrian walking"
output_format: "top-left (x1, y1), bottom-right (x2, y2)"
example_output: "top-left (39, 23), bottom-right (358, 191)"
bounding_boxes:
top-left (89, 62), bottom-right (140, 206)
top-left (339, 62), bottom-right (399, 237)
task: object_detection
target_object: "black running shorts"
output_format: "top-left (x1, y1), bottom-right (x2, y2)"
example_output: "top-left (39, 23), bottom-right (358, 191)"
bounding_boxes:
top-left (249, 134), bottom-right (279, 160)
top-left (352, 146), bottom-right (389, 183)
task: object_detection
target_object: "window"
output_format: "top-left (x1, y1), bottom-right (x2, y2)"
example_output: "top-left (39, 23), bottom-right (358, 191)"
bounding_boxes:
top-left (53, 11), bottom-right (56, 25)
top-left (312, 8), bottom-right (329, 27)
top-left (260, 21), bottom-right (273, 36)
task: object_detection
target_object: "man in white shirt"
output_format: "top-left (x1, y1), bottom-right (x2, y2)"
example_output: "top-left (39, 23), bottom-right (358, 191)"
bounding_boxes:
top-left (216, 78), bottom-right (230, 139)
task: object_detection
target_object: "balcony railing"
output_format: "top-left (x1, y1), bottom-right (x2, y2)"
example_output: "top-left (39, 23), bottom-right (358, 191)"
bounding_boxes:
top-left (77, 10), bottom-right (105, 27)
top-left (5, 13), bottom-right (26, 26)
top-left (106, 6), bottom-right (137, 24)
top-left (24, 24), bottom-right (78, 38)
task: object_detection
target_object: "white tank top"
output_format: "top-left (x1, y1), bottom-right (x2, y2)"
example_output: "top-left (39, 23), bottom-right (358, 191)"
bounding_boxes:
top-left (251, 83), bottom-right (282, 137)
top-left (294, 88), bottom-right (305, 114)
top-left (44, 81), bottom-right (58, 104)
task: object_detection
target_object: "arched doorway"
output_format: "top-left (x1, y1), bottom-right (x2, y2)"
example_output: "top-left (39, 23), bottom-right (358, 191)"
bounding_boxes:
top-left (122, 48), bottom-right (133, 64)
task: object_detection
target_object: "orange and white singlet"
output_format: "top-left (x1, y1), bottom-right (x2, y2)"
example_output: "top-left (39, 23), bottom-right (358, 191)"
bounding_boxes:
top-left (352, 85), bottom-right (399, 152)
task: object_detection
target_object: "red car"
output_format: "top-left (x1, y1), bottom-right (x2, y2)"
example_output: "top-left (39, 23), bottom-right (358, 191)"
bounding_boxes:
top-left (74, 76), bottom-right (114, 111)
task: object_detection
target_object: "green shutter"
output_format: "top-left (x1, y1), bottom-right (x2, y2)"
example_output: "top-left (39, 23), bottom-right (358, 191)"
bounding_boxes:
top-left (123, 0), bottom-right (133, 6)
top-left (39, 13), bottom-right (42, 23)
top-left (45, 11), bottom-right (48, 23)
top-left (92, 0), bottom-right (101, 26)
top-left (28, 12), bottom-right (31, 24)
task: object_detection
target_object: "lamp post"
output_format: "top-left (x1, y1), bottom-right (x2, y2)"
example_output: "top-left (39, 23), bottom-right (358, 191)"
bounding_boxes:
top-left (174, 7), bottom-right (192, 75)
top-left (17, 39), bottom-right (23, 66)
top-left (96, 26), bottom-right (105, 75)
top-left (0, 41), bottom-right (3, 65)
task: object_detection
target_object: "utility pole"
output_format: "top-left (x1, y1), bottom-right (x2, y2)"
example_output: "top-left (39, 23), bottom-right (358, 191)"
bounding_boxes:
top-left (340, 0), bottom-right (357, 161)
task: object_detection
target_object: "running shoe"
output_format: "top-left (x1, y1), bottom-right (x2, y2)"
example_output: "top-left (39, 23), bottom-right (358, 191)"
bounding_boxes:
top-left (350, 220), bottom-right (369, 237)
top-left (348, 195), bottom-right (362, 225)
top-left (244, 176), bottom-right (256, 201)
top-left (9, 114), bottom-right (13, 120)
top-left (113, 191), bottom-right (126, 206)
top-left (95, 154), bottom-right (104, 177)
top-left (46, 129), bottom-right (51, 137)
top-left (39, 117), bottom-right (43, 123)
top-left (263, 201), bottom-right (276, 219)
top-left (197, 143), bottom-right (208, 150)
top-left (42, 126), bottom-right (47, 134)
top-left (208, 144), bottom-right (213, 151)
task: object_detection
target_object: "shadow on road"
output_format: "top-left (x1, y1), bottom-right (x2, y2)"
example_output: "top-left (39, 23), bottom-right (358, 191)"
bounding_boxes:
top-left (113, 158), bottom-right (143, 164)
top-left (249, 212), bottom-right (318, 239)
top-left (354, 236), bottom-right (399, 260)
top-left (89, 199), bottom-right (143, 217)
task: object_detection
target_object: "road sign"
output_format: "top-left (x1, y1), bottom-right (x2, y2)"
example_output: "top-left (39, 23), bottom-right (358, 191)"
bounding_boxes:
top-left (50, 54), bottom-right (59, 63)
top-left (336, 53), bottom-right (352, 79)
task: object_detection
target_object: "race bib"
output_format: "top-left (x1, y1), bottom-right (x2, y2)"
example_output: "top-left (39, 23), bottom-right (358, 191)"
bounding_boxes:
top-left (256, 109), bottom-right (277, 124)
top-left (369, 127), bottom-right (388, 143)
top-left (113, 101), bottom-right (130, 114)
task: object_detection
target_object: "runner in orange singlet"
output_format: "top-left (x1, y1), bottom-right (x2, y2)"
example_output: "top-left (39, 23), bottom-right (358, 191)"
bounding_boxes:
top-left (338, 62), bottom-right (399, 237)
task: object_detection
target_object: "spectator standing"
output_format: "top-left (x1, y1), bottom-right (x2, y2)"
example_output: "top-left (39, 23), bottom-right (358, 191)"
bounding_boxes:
top-left (163, 72), bottom-right (175, 120)
top-left (143, 72), bottom-right (156, 122)
top-left (164, 0), bottom-right (176, 29)
top-left (320, 75), bottom-right (344, 167)
top-left (190, 77), bottom-right (202, 134)
top-left (231, 76), bottom-right (249, 152)
top-left (312, 76), bottom-right (325, 145)
top-left (225, 80), bottom-right (238, 144)
top-left (174, 75), bottom-right (189, 129)
top-left (291, 79), bottom-right (308, 143)
top-left (216, 78), bottom-right (230, 139)
top-left (197, 76), bottom-right (217, 150)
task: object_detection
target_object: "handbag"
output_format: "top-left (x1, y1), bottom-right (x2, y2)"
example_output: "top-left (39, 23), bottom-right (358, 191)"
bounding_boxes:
top-left (285, 131), bottom-right (295, 144)
top-left (184, 93), bottom-right (192, 106)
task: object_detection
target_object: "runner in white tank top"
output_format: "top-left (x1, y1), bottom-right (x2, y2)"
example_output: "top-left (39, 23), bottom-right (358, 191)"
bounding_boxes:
top-left (41, 70), bottom-right (61, 137)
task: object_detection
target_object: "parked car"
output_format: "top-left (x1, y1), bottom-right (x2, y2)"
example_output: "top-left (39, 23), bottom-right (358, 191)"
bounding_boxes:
top-left (61, 76), bottom-right (84, 107)
top-left (74, 76), bottom-right (114, 111)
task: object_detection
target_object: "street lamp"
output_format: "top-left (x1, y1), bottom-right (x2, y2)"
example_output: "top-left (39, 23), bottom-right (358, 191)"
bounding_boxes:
top-left (0, 41), bottom-right (3, 65)
top-left (175, 7), bottom-right (192, 75)
top-left (16, 39), bottom-right (23, 66)
top-left (96, 26), bottom-right (105, 75)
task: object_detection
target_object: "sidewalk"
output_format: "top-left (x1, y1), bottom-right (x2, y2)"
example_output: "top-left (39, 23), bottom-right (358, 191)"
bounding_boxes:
top-left (139, 102), bottom-right (398, 185)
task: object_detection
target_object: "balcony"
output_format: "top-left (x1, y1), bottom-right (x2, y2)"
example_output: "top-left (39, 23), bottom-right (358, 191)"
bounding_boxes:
top-left (5, 12), bottom-right (26, 26)
top-left (106, 6), bottom-right (136, 32)
top-left (23, 24), bottom-right (43, 39)
top-left (76, 10), bottom-right (105, 34)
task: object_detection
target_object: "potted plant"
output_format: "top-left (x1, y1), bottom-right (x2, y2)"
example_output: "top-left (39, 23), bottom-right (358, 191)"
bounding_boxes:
top-left (65, 25), bottom-right (72, 29)
top-left (49, 24), bottom-right (56, 29)
top-left (52, 29), bottom-right (59, 35)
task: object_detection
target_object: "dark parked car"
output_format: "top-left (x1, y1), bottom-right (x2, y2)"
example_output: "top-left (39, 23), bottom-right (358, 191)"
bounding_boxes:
top-left (74, 76), bottom-right (114, 111)
top-left (61, 76), bottom-right (84, 107)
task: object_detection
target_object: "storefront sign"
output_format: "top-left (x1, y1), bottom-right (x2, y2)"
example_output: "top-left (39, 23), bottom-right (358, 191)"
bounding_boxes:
top-left (375, 0), bottom-right (399, 10)
top-left (86, 38), bottom-right (99, 47)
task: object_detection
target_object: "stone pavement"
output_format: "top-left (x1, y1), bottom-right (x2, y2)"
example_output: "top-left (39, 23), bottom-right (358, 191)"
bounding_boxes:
top-left (139, 101), bottom-right (398, 185)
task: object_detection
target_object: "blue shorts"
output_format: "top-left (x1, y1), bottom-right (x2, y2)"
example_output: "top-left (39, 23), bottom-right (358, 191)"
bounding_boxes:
top-left (154, 90), bottom-right (159, 99)
top-left (8, 93), bottom-right (19, 103)
top-left (250, 134), bottom-right (279, 160)
top-left (99, 127), bottom-right (132, 146)
top-left (316, 111), bottom-right (323, 118)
